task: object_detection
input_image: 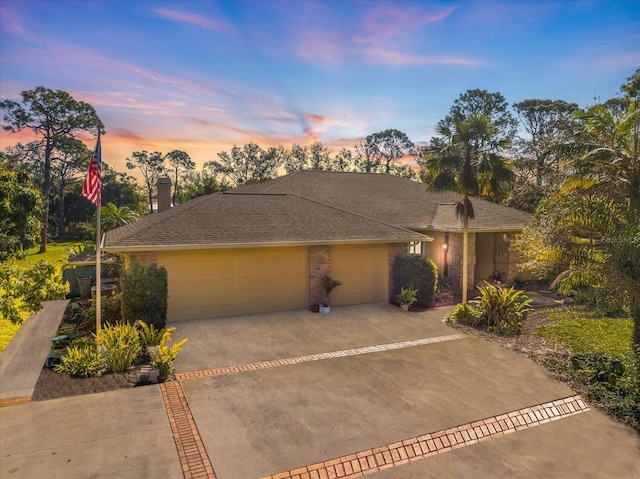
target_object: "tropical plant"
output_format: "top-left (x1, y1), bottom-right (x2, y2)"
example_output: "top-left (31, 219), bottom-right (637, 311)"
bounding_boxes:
top-left (136, 319), bottom-right (175, 347)
top-left (396, 286), bottom-right (418, 308)
top-left (321, 275), bottom-right (342, 306)
top-left (149, 336), bottom-right (188, 380)
top-left (95, 322), bottom-right (141, 373)
top-left (476, 282), bottom-right (533, 336)
top-left (447, 301), bottom-right (483, 326)
top-left (54, 344), bottom-right (105, 378)
top-left (421, 112), bottom-right (513, 302)
top-left (101, 202), bottom-right (139, 231)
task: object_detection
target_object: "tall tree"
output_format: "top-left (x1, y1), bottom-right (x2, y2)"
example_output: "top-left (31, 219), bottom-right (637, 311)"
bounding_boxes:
top-left (558, 70), bottom-right (640, 215)
top-left (366, 129), bottom-right (414, 174)
top-left (422, 113), bottom-right (513, 301)
top-left (50, 137), bottom-right (91, 237)
top-left (354, 138), bottom-right (381, 173)
top-left (0, 162), bottom-right (42, 260)
top-left (1, 87), bottom-right (103, 252)
top-left (209, 142), bottom-right (283, 185)
top-left (100, 202), bottom-right (140, 232)
top-left (165, 149), bottom-right (195, 205)
top-left (510, 99), bottom-right (578, 211)
top-left (126, 150), bottom-right (165, 213)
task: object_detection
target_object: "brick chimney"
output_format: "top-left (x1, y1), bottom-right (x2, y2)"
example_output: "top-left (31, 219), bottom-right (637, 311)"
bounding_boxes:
top-left (156, 177), bottom-right (172, 212)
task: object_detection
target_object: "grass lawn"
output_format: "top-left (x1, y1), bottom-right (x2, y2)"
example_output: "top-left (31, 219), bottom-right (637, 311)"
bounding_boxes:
top-left (535, 307), bottom-right (634, 359)
top-left (0, 241), bottom-right (81, 353)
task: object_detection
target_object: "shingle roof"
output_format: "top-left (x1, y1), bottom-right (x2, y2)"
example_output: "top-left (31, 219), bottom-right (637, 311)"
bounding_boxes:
top-left (230, 170), bottom-right (532, 231)
top-left (104, 171), bottom-right (531, 251)
top-left (104, 192), bottom-right (427, 250)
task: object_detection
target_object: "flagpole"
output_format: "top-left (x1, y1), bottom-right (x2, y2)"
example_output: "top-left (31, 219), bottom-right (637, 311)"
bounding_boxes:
top-left (96, 186), bottom-right (101, 334)
top-left (82, 129), bottom-right (103, 333)
top-left (94, 130), bottom-right (102, 334)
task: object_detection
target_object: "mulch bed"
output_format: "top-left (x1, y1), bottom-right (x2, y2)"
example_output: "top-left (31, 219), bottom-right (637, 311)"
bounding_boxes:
top-left (32, 368), bottom-right (141, 401)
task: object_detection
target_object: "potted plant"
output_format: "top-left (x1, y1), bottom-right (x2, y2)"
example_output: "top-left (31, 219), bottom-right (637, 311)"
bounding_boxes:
top-left (396, 286), bottom-right (418, 312)
top-left (320, 274), bottom-right (342, 315)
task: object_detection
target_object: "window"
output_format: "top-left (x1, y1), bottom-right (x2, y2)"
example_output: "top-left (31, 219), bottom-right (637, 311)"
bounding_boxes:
top-left (408, 241), bottom-right (424, 255)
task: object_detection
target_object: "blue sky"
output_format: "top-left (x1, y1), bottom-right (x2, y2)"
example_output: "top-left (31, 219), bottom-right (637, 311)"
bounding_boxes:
top-left (1, 0), bottom-right (638, 172)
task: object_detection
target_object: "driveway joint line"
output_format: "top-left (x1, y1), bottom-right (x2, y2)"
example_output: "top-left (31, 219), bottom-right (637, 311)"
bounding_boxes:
top-left (175, 333), bottom-right (467, 382)
top-left (260, 395), bottom-right (590, 479)
top-left (160, 381), bottom-right (217, 479)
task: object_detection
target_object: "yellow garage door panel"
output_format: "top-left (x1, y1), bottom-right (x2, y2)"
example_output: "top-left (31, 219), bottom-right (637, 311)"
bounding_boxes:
top-left (329, 244), bottom-right (388, 306)
top-left (160, 247), bottom-right (309, 321)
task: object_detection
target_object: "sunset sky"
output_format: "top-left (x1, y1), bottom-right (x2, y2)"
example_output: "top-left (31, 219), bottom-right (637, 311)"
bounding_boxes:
top-left (1, 0), bottom-right (638, 175)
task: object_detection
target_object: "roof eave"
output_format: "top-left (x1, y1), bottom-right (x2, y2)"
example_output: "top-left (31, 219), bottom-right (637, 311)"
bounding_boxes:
top-left (103, 236), bottom-right (433, 253)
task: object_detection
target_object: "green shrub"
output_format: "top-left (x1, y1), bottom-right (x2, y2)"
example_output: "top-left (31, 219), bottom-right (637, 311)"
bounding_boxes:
top-left (396, 286), bottom-right (418, 308)
top-left (392, 254), bottom-right (438, 308)
top-left (95, 322), bottom-right (142, 373)
top-left (136, 320), bottom-right (175, 347)
top-left (570, 353), bottom-right (625, 385)
top-left (121, 264), bottom-right (168, 329)
top-left (448, 302), bottom-right (484, 326)
top-left (477, 282), bottom-right (533, 336)
top-left (54, 345), bottom-right (105, 378)
top-left (150, 337), bottom-right (188, 380)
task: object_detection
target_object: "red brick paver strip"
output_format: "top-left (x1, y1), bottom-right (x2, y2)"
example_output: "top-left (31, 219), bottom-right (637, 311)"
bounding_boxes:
top-left (0, 395), bottom-right (31, 408)
top-left (160, 381), bottom-right (216, 479)
top-left (259, 395), bottom-right (590, 479)
top-left (175, 333), bottom-right (466, 382)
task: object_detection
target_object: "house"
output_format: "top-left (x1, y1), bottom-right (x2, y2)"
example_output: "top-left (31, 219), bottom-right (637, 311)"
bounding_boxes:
top-left (103, 171), bottom-right (531, 321)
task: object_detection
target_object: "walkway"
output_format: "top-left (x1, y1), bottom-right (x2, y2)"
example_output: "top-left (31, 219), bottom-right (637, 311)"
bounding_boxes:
top-left (0, 300), bottom-right (68, 406)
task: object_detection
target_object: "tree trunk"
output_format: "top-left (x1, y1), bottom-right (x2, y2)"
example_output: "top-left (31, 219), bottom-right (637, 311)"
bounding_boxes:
top-left (462, 216), bottom-right (468, 303)
top-left (57, 180), bottom-right (66, 238)
top-left (39, 138), bottom-right (53, 253)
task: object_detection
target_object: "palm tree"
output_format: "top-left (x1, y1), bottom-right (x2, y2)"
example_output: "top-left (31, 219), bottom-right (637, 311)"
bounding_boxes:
top-left (422, 113), bottom-right (513, 302)
top-left (101, 202), bottom-right (139, 232)
top-left (559, 101), bottom-right (640, 215)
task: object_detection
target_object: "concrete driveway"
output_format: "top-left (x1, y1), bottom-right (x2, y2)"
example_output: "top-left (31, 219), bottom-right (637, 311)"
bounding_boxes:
top-left (170, 303), bottom-right (640, 479)
top-left (2, 303), bottom-right (639, 479)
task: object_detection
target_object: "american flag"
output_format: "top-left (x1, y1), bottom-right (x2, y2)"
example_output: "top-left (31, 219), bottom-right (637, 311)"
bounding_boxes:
top-left (82, 132), bottom-right (102, 206)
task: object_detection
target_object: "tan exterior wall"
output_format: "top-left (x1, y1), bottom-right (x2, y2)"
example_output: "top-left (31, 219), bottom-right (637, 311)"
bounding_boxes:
top-left (329, 244), bottom-right (388, 306)
top-left (423, 231), bottom-right (447, 276)
top-left (154, 247), bottom-right (309, 321)
top-left (475, 233), bottom-right (497, 281)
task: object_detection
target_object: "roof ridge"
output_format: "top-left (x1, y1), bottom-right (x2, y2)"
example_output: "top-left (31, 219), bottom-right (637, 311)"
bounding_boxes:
top-left (287, 193), bottom-right (429, 238)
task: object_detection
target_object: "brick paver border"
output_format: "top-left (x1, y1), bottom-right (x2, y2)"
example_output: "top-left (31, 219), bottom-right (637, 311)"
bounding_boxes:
top-left (0, 395), bottom-right (31, 408)
top-left (175, 333), bottom-right (467, 382)
top-left (160, 381), bottom-right (216, 479)
top-left (260, 395), bottom-right (590, 479)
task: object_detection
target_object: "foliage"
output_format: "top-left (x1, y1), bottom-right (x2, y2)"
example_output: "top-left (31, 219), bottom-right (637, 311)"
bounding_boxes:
top-left (165, 149), bottom-right (195, 205)
top-left (534, 307), bottom-right (639, 431)
top-left (101, 202), bottom-right (139, 231)
top-left (363, 129), bottom-right (414, 174)
top-left (447, 302), bottom-right (483, 326)
top-left (136, 319), bottom-right (175, 347)
top-left (126, 150), bottom-right (165, 213)
top-left (84, 293), bottom-right (122, 333)
top-left (0, 318), bottom-right (21, 354)
top-left (210, 142), bottom-right (284, 186)
top-left (392, 254), bottom-right (438, 308)
top-left (0, 163), bottom-right (42, 260)
top-left (120, 263), bottom-right (168, 329)
top-left (149, 336), bottom-right (188, 380)
top-left (321, 275), bottom-right (342, 306)
top-left (174, 166), bottom-right (229, 202)
top-left (1, 86), bottom-right (103, 252)
top-left (54, 344), bottom-right (106, 378)
top-left (476, 282), bottom-right (533, 336)
top-left (396, 286), bottom-right (418, 307)
top-left (0, 259), bottom-right (68, 324)
top-left (95, 321), bottom-right (142, 373)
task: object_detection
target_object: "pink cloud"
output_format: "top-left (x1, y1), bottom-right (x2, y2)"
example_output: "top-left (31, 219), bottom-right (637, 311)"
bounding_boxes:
top-left (151, 8), bottom-right (234, 35)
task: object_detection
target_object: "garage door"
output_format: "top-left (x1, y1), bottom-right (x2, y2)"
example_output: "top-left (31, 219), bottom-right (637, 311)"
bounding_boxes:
top-left (160, 247), bottom-right (309, 321)
top-left (329, 244), bottom-right (388, 306)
